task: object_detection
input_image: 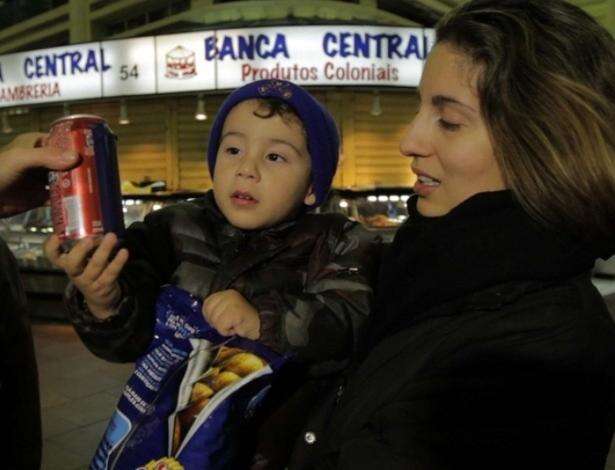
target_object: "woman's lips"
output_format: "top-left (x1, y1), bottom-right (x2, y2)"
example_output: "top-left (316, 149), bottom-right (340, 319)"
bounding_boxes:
top-left (413, 179), bottom-right (440, 197)
top-left (412, 171), bottom-right (441, 197)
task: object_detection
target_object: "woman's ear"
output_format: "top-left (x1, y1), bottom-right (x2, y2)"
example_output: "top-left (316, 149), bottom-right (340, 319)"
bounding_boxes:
top-left (304, 185), bottom-right (316, 206)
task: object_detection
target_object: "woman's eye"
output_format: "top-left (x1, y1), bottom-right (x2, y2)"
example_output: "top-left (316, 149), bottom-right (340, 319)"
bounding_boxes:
top-left (225, 147), bottom-right (240, 156)
top-left (438, 119), bottom-right (461, 131)
top-left (266, 153), bottom-right (286, 163)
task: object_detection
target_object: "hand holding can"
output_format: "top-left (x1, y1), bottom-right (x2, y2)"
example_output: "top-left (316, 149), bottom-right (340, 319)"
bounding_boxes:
top-left (44, 114), bottom-right (127, 319)
top-left (44, 232), bottom-right (129, 319)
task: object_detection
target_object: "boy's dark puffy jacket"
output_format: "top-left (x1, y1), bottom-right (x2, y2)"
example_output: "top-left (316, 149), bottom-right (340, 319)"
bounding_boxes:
top-left (66, 191), bottom-right (379, 375)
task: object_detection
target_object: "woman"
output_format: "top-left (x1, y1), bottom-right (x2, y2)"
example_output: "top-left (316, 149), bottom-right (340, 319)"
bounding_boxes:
top-left (286, 1), bottom-right (615, 469)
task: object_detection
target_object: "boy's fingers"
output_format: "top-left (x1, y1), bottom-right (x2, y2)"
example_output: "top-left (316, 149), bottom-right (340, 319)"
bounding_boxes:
top-left (81, 233), bottom-right (118, 282)
top-left (217, 310), bottom-right (241, 333)
top-left (96, 248), bottom-right (129, 287)
top-left (204, 291), bottom-right (221, 307)
top-left (211, 305), bottom-right (238, 334)
top-left (43, 235), bottom-right (63, 267)
top-left (218, 327), bottom-right (235, 337)
top-left (202, 297), bottom-right (213, 321)
top-left (62, 237), bottom-right (97, 277)
top-left (96, 248), bottom-right (128, 290)
top-left (96, 248), bottom-right (128, 286)
top-left (214, 320), bottom-right (235, 337)
top-left (233, 322), bottom-right (248, 337)
top-left (203, 293), bottom-right (224, 318)
top-left (207, 305), bottom-right (225, 327)
top-left (236, 324), bottom-right (258, 340)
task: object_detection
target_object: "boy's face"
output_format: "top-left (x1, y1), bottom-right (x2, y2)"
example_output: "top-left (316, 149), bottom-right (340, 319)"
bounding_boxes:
top-left (213, 99), bottom-right (314, 230)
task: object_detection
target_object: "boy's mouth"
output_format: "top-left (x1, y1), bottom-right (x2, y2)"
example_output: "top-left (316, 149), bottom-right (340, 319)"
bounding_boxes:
top-left (231, 190), bottom-right (258, 206)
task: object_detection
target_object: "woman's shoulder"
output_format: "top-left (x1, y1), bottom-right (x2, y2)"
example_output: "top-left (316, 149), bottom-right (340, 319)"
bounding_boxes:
top-left (433, 276), bottom-right (615, 370)
top-left (492, 275), bottom-right (611, 327)
top-left (372, 276), bottom-right (615, 368)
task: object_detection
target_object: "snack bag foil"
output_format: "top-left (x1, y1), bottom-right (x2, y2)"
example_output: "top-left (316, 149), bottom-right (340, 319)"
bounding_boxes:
top-left (90, 286), bottom-right (286, 470)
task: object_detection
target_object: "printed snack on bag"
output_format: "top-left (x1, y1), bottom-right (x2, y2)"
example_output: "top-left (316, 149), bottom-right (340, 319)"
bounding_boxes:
top-left (91, 286), bottom-right (286, 470)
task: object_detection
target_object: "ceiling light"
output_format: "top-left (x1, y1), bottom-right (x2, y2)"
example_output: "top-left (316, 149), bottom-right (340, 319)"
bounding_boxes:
top-left (370, 90), bottom-right (382, 117)
top-left (119, 99), bottom-right (130, 125)
top-left (195, 93), bottom-right (207, 121)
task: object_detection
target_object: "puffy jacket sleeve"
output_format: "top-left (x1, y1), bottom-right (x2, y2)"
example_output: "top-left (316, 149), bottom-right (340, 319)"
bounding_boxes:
top-left (251, 218), bottom-right (380, 375)
top-left (66, 207), bottom-right (180, 362)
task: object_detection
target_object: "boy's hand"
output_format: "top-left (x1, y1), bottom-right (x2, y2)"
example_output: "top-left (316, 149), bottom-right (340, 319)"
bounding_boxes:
top-left (44, 232), bottom-right (129, 320)
top-left (202, 289), bottom-right (260, 340)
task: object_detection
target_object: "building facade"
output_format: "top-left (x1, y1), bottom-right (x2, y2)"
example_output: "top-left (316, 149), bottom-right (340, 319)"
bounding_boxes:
top-left (0, 0), bottom-right (612, 192)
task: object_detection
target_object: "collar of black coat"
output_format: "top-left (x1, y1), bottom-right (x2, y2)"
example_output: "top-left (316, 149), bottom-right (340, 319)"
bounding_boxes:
top-left (200, 189), bottom-right (302, 243)
top-left (368, 189), bottom-right (608, 345)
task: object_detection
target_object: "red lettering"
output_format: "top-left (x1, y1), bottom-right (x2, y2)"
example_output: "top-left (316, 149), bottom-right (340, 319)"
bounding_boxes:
top-left (0, 81), bottom-right (61, 103)
top-left (241, 63), bottom-right (251, 81)
top-left (324, 62), bottom-right (334, 80)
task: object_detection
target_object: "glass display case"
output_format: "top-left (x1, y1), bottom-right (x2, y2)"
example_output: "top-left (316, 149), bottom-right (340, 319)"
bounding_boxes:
top-left (319, 188), bottom-right (414, 242)
top-left (2, 188), bottom-right (413, 301)
top-left (1, 186), bottom-right (416, 320)
top-left (0, 192), bottom-right (206, 299)
top-left (595, 256), bottom-right (615, 277)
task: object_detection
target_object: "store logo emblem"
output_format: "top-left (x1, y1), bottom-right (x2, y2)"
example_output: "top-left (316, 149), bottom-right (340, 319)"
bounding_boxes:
top-left (165, 46), bottom-right (197, 79)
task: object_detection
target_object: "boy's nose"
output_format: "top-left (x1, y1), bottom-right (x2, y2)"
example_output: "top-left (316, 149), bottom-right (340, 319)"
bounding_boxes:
top-left (235, 156), bottom-right (260, 181)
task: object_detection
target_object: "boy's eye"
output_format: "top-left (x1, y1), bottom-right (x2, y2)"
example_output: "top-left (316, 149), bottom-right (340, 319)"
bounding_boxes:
top-left (438, 119), bottom-right (461, 132)
top-left (266, 153), bottom-right (287, 163)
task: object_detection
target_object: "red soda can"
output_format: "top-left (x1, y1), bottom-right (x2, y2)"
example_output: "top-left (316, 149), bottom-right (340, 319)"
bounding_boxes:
top-left (47, 114), bottom-right (125, 249)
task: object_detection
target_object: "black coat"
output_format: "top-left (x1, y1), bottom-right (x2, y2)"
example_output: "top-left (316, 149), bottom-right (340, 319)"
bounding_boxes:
top-left (290, 191), bottom-right (615, 470)
top-left (0, 239), bottom-right (41, 470)
top-left (68, 191), bottom-right (379, 375)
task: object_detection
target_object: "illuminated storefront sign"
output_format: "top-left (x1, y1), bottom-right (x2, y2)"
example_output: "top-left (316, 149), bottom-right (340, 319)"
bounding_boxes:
top-left (0, 25), bottom-right (434, 107)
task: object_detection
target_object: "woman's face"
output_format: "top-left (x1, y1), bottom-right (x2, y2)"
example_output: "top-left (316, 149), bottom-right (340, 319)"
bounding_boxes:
top-left (400, 43), bottom-right (506, 217)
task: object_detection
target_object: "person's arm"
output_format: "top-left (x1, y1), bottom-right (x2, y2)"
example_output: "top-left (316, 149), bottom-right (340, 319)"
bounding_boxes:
top-left (252, 219), bottom-right (380, 374)
top-left (45, 208), bottom-right (179, 362)
top-left (0, 132), bottom-right (78, 217)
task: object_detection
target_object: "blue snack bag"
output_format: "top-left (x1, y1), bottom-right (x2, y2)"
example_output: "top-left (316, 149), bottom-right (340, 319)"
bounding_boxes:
top-left (91, 285), bottom-right (286, 470)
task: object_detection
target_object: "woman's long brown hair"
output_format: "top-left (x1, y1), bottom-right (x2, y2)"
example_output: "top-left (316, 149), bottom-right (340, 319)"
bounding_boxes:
top-left (437, 0), bottom-right (615, 244)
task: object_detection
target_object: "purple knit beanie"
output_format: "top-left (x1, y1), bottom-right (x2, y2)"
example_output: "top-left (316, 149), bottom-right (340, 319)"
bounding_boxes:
top-left (207, 79), bottom-right (340, 207)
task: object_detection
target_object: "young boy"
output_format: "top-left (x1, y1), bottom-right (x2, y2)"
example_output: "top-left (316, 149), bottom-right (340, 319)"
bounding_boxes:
top-left (45, 78), bottom-right (375, 394)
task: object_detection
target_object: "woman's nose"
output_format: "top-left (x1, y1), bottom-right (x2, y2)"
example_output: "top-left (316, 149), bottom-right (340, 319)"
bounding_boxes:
top-left (399, 112), bottom-right (429, 159)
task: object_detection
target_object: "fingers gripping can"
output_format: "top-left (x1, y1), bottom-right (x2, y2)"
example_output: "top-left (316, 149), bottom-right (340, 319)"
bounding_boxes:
top-left (47, 114), bottom-right (125, 249)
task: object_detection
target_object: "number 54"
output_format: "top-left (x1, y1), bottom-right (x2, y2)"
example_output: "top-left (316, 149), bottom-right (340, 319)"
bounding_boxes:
top-left (120, 65), bottom-right (139, 80)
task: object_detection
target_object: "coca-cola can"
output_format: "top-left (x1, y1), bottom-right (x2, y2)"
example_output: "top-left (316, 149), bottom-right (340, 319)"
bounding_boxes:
top-left (47, 114), bottom-right (125, 250)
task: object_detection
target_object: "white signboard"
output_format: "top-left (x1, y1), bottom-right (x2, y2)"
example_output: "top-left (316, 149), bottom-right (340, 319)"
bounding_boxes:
top-left (214, 26), bottom-right (430, 89)
top-left (0, 25), bottom-right (434, 108)
top-left (101, 37), bottom-right (157, 97)
top-left (0, 42), bottom-right (105, 106)
top-left (155, 32), bottom-right (217, 93)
